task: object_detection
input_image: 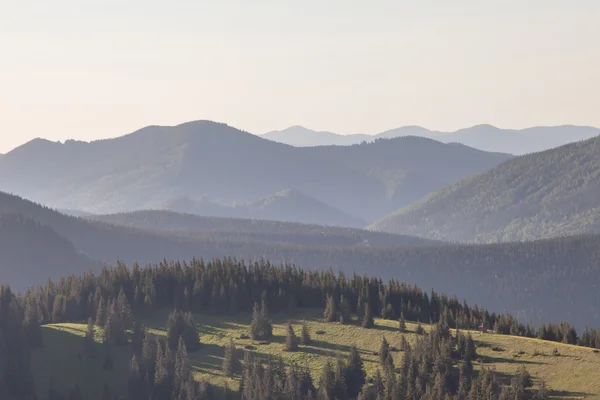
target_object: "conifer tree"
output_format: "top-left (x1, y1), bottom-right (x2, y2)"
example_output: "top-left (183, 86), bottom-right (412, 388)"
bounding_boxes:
top-left (222, 338), bottom-right (240, 377)
top-left (250, 301), bottom-right (273, 340)
top-left (174, 337), bottom-right (191, 394)
top-left (344, 345), bottom-right (366, 397)
top-left (23, 296), bottom-right (43, 347)
top-left (332, 356), bottom-right (348, 400)
top-left (324, 295), bottom-right (337, 323)
top-left (84, 317), bottom-right (96, 357)
top-left (95, 297), bottom-right (107, 328)
top-left (339, 295), bottom-right (351, 324)
top-left (128, 354), bottom-right (145, 400)
top-left (379, 337), bottom-right (390, 366)
top-left (300, 322), bottom-right (311, 346)
top-left (284, 322), bottom-right (299, 352)
top-left (398, 313), bottom-right (406, 333)
top-left (117, 287), bottom-right (133, 329)
top-left (318, 361), bottom-right (335, 400)
top-left (361, 303), bottom-right (374, 328)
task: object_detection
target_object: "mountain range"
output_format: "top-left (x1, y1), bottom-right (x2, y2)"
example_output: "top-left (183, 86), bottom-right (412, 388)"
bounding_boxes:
top-left (371, 134), bottom-right (600, 242)
top-left (0, 120), bottom-right (511, 224)
top-left (263, 124), bottom-right (600, 155)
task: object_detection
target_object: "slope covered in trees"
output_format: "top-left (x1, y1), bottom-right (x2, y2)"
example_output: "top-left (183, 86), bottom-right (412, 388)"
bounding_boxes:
top-left (155, 189), bottom-right (367, 228)
top-left (371, 134), bottom-right (600, 242)
top-left (3, 191), bottom-right (600, 328)
top-left (16, 258), bottom-right (600, 399)
top-left (0, 213), bottom-right (95, 291)
top-left (88, 209), bottom-right (434, 248)
top-left (0, 120), bottom-right (511, 222)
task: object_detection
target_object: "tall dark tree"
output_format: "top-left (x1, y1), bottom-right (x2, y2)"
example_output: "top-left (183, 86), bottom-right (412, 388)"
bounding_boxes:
top-left (345, 345), bottom-right (366, 397)
top-left (285, 323), bottom-right (299, 352)
top-left (361, 303), bottom-right (374, 328)
top-left (300, 322), bottom-right (311, 346)
top-left (323, 295), bottom-right (337, 323)
top-left (222, 338), bottom-right (240, 377)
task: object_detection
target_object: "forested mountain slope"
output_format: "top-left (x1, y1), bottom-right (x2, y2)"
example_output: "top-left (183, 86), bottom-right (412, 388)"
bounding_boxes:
top-left (371, 134), bottom-right (600, 242)
top-left (0, 213), bottom-right (95, 289)
top-left (4, 192), bottom-right (600, 329)
top-left (88, 209), bottom-right (434, 247)
top-left (155, 189), bottom-right (367, 228)
top-left (0, 120), bottom-right (511, 223)
top-left (304, 137), bottom-right (510, 210)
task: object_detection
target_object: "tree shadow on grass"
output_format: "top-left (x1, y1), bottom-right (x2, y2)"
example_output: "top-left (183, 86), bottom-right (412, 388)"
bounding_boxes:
top-left (479, 354), bottom-right (542, 365)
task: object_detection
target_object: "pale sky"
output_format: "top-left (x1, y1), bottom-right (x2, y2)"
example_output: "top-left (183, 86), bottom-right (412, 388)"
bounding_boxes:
top-left (1, 0), bottom-right (599, 153)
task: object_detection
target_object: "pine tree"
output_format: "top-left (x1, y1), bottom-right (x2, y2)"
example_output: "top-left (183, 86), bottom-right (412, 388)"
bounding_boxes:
top-left (23, 296), bottom-right (43, 347)
top-left (284, 322), bottom-right (299, 351)
top-left (300, 322), bottom-right (311, 346)
top-left (128, 355), bottom-right (144, 400)
top-left (174, 337), bottom-right (191, 394)
top-left (398, 313), bottom-right (406, 333)
top-left (379, 337), bottom-right (390, 366)
top-left (344, 345), bottom-right (366, 397)
top-left (183, 312), bottom-right (201, 352)
top-left (362, 303), bottom-right (374, 328)
top-left (332, 356), bottom-right (348, 400)
top-left (222, 338), bottom-right (239, 377)
top-left (339, 295), bottom-right (351, 324)
top-left (95, 297), bottom-right (107, 328)
top-left (84, 317), bottom-right (96, 357)
top-left (250, 301), bottom-right (273, 340)
top-left (324, 295), bottom-right (337, 323)
top-left (103, 304), bottom-right (127, 346)
top-left (117, 287), bottom-right (133, 329)
top-left (318, 361), bottom-right (335, 400)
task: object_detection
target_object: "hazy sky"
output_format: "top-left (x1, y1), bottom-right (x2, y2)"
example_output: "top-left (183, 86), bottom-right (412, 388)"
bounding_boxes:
top-left (1, 0), bottom-right (599, 153)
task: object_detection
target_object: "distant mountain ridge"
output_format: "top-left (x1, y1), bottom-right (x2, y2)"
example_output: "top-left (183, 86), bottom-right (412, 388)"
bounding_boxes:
top-left (0, 120), bottom-right (511, 223)
top-left (370, 134), bottom-right (600, 242)
top-left (153, 189), bottom-right (367, 228)
top-left (263, 124), bottom-right (600, 155)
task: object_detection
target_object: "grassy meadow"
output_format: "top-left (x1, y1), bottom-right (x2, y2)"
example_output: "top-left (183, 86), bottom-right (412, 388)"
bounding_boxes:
top-left (31, 309), bottom-right (600, 399)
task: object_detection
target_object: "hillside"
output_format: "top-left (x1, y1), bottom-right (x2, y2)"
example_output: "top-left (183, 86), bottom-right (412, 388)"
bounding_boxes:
top-left (0, 120), bottom-right (510, 223)
top-left (155, 189), bottom-right (367, 228)
top-left (371, 135), bottom-right (600, 242)
top-left (0, 213), bottom-right (95, 289)
top-left (4, 192), bottom-right (600, 328)
top-left (303, 137), bottom-right (511, 210)
top-left (33, 314), bottom-right (598, 400)
top-left (88, 209), bottom-right (433, 248)
top-left (264, 124), bottom-right (600, 155)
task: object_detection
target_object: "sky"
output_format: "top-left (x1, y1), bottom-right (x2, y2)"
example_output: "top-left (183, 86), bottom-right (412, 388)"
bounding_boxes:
top-left (1, 0), bottom-right (599, 153)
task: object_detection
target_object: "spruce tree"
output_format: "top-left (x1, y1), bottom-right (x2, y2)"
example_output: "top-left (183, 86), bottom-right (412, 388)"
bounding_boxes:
top-left (250, 301), bottom-right (273, 340)
top-left (174, 337), bottom-right (191, 394)
top-left (95, 297), bottom-right (107, 328)
top-left (361, 303), bottom-right (374, 328)
top-left (284, 322), bottom-right (299, 351)
top-left (379, 337), bottom-right (390, 366)
top-left (117, 287), bottom-right (133, 329)
top-left (23, 296), bottom-right (43, 347)
top-left (398, 313), bottom-right (406, 333)
top-left (84, 317), bottom-right (96, 357)
top-left (222, 338), bottom-right (239, 377)
top-left (300, 322), bottom-right (311, 346)
top-left (344, 345), bottom-right (366, 397)
top-left (128, 355), bottom-right (144, 400)
top-left (324, 295), bottom-right (337, 323)
top-left (318, 361), bottom-right (335, 400)
top-left (339, 295), bottom-right (351, 324)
